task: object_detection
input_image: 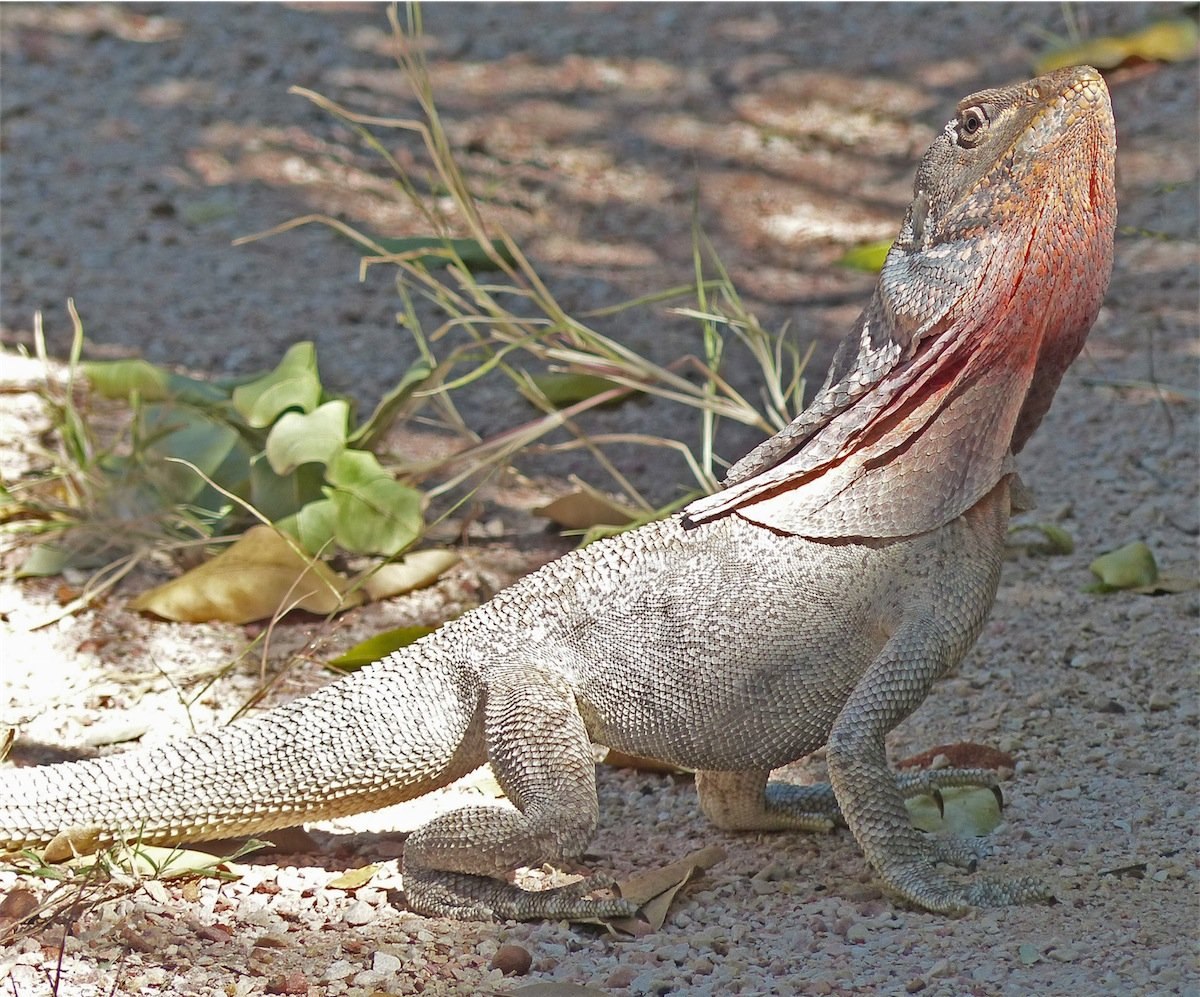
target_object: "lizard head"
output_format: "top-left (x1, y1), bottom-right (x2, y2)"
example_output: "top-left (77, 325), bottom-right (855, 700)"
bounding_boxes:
top-left (886, 65), bottom-right (1117, 455)
top-left (900, 65), bottom-right (1116, 253)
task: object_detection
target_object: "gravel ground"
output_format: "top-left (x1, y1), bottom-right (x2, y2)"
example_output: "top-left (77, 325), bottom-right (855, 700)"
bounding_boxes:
top-left (1, 4), bottom-right (1197, 996)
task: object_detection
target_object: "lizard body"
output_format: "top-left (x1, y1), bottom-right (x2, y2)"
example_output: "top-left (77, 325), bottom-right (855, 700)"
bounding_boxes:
top-left (0, 66), bottom-right (1117, 920)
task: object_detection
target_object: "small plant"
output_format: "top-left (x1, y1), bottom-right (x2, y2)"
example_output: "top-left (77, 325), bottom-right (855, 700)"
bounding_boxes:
top-left (6, 311), bottom-right (428, 578)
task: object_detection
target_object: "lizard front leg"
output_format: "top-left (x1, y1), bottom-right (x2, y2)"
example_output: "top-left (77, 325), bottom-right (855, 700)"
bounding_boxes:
top-left (825, 621), bottom-right (1049, 913)
top-left (402, 665), bottom-right (638, 921)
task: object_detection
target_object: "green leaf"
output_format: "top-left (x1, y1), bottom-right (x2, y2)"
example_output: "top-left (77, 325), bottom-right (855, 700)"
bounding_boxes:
top-left (1018, 943), bottom-right (1041, 966)
top-left (838, 239), bottom-right (893, 272)
top-left (82, 358), bottom-right (172, 401)
top-left (16, 543), bottom-right (72, 578)
top-left (142, 404), bottom-right (247, 505)
top-left (348, 360), bottom-right (433, 450)
top-left (277, 497), bottom-right (339, 556)
top-left (1089, 541), bottom-right (1158, 592)
top-left (329, 625), bottom-right (440, 670)
top-left (1008, 522), bottom-right (1075, 556)
top-left (325, 449), bottom-right (423, 556)
top-left (529, 372), bottom-right (628, 408)
top-left (265, 400), bottom-right (350, 475)
top-left (249, 454), bottom-right (327, 523)
top-left (232, 342), bottom-right (322, 428)
top-left (352, 234), bottom-right (517, 272)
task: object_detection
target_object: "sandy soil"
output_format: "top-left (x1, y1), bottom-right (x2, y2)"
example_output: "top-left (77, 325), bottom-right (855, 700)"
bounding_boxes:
top-left (0, 4), bottom-right (1197, 996)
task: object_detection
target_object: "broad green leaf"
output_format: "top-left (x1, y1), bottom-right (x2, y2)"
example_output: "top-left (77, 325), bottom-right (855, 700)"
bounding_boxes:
top-left (330, 625), bottom-right (440, 669)
top-left (142, 404), bottom-right (247, 505)
top-left (130, 525), bottom-right (362, 623)
top-left (1036, 18), bottom-right (1199, 74)
top-left (16, 542), bottom-right (72, 578)
top-left (82, 358), bottom-right (171, 401)
top-left (326, 449), bottom-right (423, 556)
top-left (529, 372), bottom-right (627, 408)
top-left (351, 234), bottom-right (517, 272)
top-left (249, 454), bottom-right (327, 523)
top-left (838, 239), bottom-right (893, 272)
top-left (265, 400), bottom-right (350, 474)
top-left (906, 785), bottom-right (1002, 836)
top-left (348, 360), bottom-right (433, 450)
top-left (232, 342), bottom-right (321, 428)
top-left (84, 360), bottom-right (232, 407)
top-left (362, 549), bottom-right (460, 601)
top-left (277, 497), bottom-right (339, 556)
top-left (1089, 541), bottom-right (1158, 592)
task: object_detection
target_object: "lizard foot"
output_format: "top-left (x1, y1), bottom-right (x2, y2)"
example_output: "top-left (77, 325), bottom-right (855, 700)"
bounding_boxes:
top-left (880, 843), bottom-right (1051, 914)
top-left (403, 868), bottom-right (640, 922)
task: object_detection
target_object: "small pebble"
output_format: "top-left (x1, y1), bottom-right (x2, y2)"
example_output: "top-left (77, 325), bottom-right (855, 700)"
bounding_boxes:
top-left (490, 943), bottom-right (533, 976)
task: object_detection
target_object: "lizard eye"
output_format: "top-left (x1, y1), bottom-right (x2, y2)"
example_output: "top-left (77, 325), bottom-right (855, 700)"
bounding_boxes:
top-left (956, 106), bottom-right (988, 147)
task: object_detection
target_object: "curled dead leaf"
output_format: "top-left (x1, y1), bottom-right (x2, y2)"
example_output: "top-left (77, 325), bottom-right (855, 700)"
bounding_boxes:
top-left (130, 526), bottom-right (362, 623)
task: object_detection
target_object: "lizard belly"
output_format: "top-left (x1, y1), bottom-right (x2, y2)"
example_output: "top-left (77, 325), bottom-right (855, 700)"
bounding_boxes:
top-left (568, 525), bottom-right (899, 770)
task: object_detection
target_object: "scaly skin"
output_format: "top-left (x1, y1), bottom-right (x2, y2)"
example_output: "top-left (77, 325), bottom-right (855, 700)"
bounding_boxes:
top-left (0, 67), bottom-right (1116, 920)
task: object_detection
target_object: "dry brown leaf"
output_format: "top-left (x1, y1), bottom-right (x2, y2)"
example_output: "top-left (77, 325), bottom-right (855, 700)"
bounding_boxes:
top-left (43, 826), bottom-right (104, 863)
top-left (130, 525), bottom-right (363, 623)
top-left (535, 478), bottom-right (641, 530)
top-left (607, 845), bottom-right (726, 933)
top-left (601, 748), bottom-right (692, 775)
top-left (896, 743), bottom-right (1015, 771)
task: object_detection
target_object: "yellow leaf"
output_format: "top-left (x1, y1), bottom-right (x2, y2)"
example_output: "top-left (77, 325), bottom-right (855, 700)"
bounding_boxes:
top-left (362, 549), bottom-right (460, 601)
top-left (130, 526), bottom-right (363, 623)
top-left (906, 786), bottom-right (1002, 836)
top-left (327, 864), bottom-right (380, 890)
top-left (1035, 18), bottom-right (1199, 74)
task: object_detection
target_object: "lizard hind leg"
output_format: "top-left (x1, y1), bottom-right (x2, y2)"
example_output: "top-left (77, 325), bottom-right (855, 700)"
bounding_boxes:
top-left (401, 667), bottom-right (637, 921)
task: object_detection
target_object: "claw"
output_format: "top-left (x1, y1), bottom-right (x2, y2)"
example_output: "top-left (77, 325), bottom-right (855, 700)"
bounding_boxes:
top-left (931, 787), bottom-right (945, 818)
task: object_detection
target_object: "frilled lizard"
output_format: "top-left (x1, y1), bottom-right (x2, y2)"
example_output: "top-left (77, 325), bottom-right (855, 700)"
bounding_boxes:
top-left (0, 66), bottom-right (1117, 920)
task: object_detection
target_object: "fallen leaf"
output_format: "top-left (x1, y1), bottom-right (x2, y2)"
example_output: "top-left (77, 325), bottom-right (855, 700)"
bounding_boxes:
top-left (362, 549), bottom-right (460, 601)
top-left (43, 827), bottom-right (104, 863)
top-left (1008, 522), bottom-right (1074, 556)
top-left (528, 372), bottom-right (629, 408)
top-left (329, 625), bottom-right (440, 670)
top-left (607, 845), bottom-right (725, 933)
top-left (601, 748), bottom-right (692, 775)
top-left (536, 478), bottom-right (642, 530)
top-left (896, 743), bottom-right (1015, 771)
top-left (327, 864), bottom-right (380, 890)
top-left (1035, 18), bottom-right (1199, 74)
top-left (838, 239), bottom-right (893, 272)
top-left (130, 526), bottom-right (363, 623)
top-left (906, 786), bottom-right (1002, 836)
top-left (1088, 541), bottom-right (1158, 592)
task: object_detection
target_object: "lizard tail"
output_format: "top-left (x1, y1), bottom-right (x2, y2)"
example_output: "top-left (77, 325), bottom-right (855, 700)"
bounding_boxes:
top-left (0, 650), bottom-right (484, 851)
